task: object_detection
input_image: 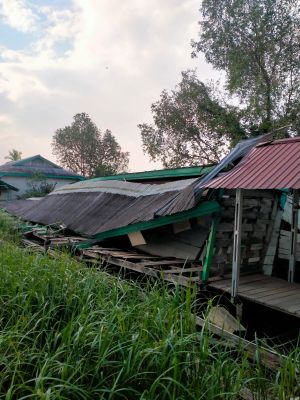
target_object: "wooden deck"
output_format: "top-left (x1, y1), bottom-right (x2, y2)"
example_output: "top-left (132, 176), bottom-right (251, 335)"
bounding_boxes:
top-left (208, 274), bottom-right (300, 318)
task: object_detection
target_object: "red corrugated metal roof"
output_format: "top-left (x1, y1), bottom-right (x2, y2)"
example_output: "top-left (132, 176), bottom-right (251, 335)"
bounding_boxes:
top-left (206, 137), bottom-right (300, 189)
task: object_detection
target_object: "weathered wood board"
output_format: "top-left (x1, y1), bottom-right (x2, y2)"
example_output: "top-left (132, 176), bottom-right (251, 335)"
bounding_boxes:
top-left (278, 230), bottom-right (300, 261)
top-left (136, 223), bottom-right (209, 260)
top-left (209, 274), bottom-right (300, 318)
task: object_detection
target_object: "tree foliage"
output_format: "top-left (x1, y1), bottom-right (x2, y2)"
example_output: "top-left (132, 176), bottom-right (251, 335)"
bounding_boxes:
top-left (140, 0), bottom-right (300, 167)
top-left (52, 113), bottom-right (129, 178)
top-left (5, 149), bottom-right (22, 161)
top-left (192, 0), bottom-right (300, 134)
top-left (139, 71), bottom-right (243, 167)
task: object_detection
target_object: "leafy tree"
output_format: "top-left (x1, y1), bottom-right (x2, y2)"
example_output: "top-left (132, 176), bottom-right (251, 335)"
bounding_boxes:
top-left (139, 71), bottom-right (243, 167)
top-left (52, 113), bottom-right (129, 178)
top-left (140, 0), bottom-right (299, 167)
top-left (192, 0), bottom-right (300, 135)
top-left (5, 149), bottom-right (22, 161)
top-left (94, 130), bottom-right (129, 177)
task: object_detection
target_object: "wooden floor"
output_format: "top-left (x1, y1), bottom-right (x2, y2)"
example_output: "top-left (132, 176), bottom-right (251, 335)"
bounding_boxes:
top-left (209, 274), bottom-right (300, 318)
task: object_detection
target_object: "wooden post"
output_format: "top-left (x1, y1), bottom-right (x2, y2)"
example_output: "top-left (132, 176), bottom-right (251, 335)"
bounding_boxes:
top-left (231, 188), bottom-right (243, 301)
top-left (288, 189), bottom-right (299, 283)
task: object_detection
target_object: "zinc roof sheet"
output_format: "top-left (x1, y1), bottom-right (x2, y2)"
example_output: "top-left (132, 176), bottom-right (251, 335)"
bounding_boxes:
top-left (2, 178), bottom-right (199, 237)
top-left (206, 137), bottom-right (300, 189)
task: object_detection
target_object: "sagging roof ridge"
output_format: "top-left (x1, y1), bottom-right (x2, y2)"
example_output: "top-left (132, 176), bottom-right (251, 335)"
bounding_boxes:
top-left (51, 177), bottom-right (199, 198)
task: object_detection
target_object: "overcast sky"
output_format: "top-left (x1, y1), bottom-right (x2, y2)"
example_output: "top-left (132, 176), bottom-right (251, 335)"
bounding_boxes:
top-left (0, 0), bottom-right (219, 171)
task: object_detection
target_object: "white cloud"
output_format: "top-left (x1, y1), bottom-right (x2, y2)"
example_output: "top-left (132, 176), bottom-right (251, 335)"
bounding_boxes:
top-left (0, 0), bottom-right (219, 170)
top-left (0, 0), bottom-right (37, 32)
top-left (0, 114), bottom-right (12, 125)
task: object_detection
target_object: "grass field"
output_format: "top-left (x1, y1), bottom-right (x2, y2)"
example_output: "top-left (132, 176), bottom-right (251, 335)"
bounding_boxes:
top-left (0, 210), bottom-right (299, 399)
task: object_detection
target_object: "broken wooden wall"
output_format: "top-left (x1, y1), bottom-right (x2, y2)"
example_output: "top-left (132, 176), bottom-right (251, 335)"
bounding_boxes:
top-left (135, 216), bottom-right (211, 260)
top-left (212, 190), bottom-right (278, 276)
top-left (279, 194), bottom-right (300, 261)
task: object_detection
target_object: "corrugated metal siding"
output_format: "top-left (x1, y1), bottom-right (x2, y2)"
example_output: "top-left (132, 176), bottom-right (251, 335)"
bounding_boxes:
top-left (206, 138), bottom-right (300, 189)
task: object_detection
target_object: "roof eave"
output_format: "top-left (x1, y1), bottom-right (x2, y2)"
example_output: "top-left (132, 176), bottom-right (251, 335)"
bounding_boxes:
top-left (0, 172), bottom-right (84, 180)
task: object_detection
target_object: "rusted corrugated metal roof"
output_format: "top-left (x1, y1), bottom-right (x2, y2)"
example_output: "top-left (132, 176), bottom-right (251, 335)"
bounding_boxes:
top-left (205, 137), bottom-right (300, 189)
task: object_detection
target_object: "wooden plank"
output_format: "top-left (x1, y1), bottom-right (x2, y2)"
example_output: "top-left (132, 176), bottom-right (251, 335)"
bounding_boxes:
top-left (162, 267), bottom-right (202, 274)
top-left (85, 248), bottom-right (158, 258)
top-left (251, 243), bottom-right (263, 251)
top-left (195, 316), bottom-right (284, 370)
top-left (255, 290), bottom-right (300, 304)
top-left (284, 303), bottom-right (300, 313)
top-left (239, 274), bottom-right (271, 283)
top-left (206, 272), bottom-right (300, 317)
top-left (247, 286), bottom-right (298, 299)
top-left (128, 231), bottom-right (146, 246)
top-left (238, 284), bottom-right (291, 297)
top-left (279, 237), bottom-right (300, 251)
top-left (259, 292), bottom-right (300, 307)
top-left (278, 253), bottom-right (300, 262)
top-left (238, 278), bottom-right (293, 290)
top-left (270, 291), bottom-right (300, 304)
top-left (102, 256), bottom-right (199, 287)
top-left (282, 194), bottom-right (300, 226)
top-left (137, 226), bottom-right (202, 259)
top-left (139, 259), bottom-right (186, 266)
top-left (278, 247), bottom-right (300, 256)
top-left (263, 197), bottom-right (283, 276)
top-left (280, 230), bottom-right (300, 241)
top-left (256, 293), bottom-right (300, 310)
top-left (82, 249), bottom-right (152, 260)
top-left (212, 275), bottom-right (265, 290)
top-left (212, 275), bottom-right (291, 294)
top-left (248, 257), bottom-right (260, 263)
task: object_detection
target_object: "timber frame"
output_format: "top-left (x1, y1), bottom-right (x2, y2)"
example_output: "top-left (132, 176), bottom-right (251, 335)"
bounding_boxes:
top-left (231, 188), bottom-right (299, 301)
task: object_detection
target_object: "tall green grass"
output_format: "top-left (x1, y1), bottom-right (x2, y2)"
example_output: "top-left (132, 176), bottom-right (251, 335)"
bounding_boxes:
top-left (0, 210), bottom-right (299, 399)
top-left (0, 210), bottom-right (20, 243)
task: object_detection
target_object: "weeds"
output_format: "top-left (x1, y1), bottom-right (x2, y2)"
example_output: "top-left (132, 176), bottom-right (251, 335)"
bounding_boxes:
top-left (0, 211), bottom-right (299, 399)
top-left (0, 210), bottom-right (20, 243)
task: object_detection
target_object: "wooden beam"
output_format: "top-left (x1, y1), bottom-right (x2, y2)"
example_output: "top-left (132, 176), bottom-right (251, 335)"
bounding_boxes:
top-left (231, 188), bottom-right (243, 300)
top-left (288, 189), bottom-right (299, 283)
top-left (76, 200), bottom-right (222, 248)
top-left (195, 315), bottom-right (285, 370)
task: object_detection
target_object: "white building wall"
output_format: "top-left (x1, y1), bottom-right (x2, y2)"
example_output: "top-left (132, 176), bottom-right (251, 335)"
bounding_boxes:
top-left (0, 188), bottom-right (11, 201)
top-left (0, 176), bottom-right (77, 200)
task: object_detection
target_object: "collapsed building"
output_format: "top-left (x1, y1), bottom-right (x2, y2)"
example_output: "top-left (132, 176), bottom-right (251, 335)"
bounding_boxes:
top-left (2, 134), bottom-right (300, 319)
